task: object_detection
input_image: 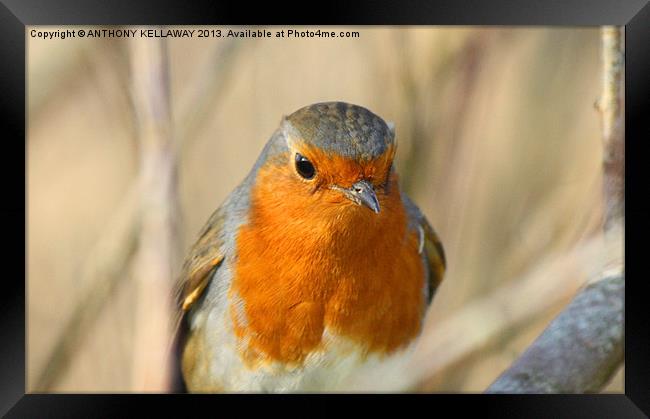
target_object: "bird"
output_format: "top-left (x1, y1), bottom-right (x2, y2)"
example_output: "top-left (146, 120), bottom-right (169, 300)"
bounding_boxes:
top-left (175, 102), bottom-right (445, 392)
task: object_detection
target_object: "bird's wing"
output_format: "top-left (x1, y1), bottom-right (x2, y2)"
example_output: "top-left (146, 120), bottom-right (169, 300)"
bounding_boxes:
top-left (402, 195), bottom-right (446, 304)
top-left (171, 205), bottom-right (227, 392)
top-left (177, 205), bottom-right (226, 313)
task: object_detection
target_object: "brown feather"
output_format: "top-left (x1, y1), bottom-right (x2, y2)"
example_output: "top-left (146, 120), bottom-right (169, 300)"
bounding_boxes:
top-left (420, 218), bottom-right (446, 303)
top-left (177, 207), bottom-right (226, 312)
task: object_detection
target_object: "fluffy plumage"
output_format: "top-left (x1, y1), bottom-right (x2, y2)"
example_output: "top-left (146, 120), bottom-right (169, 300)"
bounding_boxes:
top-left (176, 102), bottom-right (445, 392)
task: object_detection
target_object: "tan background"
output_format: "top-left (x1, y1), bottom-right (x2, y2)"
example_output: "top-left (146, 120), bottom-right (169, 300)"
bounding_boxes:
top-left (27, 26), bottom-right (622, 392)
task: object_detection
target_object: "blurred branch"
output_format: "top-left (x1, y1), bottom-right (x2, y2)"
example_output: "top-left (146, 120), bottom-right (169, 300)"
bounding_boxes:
top-left (405, 226), bottom-right (620, 391)
top-left (176, 38), bottom-right (244, 147)
top-left (484, 26), bottom-right (625, 394)
top-left (32, 36), bottom-right (242, 391)
top-left (33, 187), bottom-right (140, 391)
top-left (395, 31), bottom-right (488, 198)
top-left (129, 36), bottom-right (180, 391)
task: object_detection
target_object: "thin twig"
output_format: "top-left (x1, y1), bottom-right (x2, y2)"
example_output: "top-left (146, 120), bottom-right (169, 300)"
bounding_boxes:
top-left (598, 27), bottom-right (625, 232)
top-left (129, 35), bottom-right (180, 391)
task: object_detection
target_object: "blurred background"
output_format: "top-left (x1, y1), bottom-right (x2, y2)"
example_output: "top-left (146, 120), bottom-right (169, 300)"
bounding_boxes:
top-left (27, 26), bottom-right (623, 392)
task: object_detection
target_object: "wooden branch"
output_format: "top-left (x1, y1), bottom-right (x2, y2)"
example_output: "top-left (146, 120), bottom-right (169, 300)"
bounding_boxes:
top-left (427, 221), bottom-right (620, 387)
top-left (484, 26), bottom-right (625, 394)
top-left (486, 272), bottom-right (623, 393)
top-left (129, 36), bottom-right (180, 391)
top-left (433, 234), bottom-right (613, 371)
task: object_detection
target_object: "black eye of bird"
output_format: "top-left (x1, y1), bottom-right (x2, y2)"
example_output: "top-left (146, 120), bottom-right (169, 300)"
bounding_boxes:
top-left (295, 153), bottom-right (316, 180)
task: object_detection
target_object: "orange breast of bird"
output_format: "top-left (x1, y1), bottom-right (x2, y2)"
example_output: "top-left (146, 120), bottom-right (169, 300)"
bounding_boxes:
top-left (230, 150), bottom-right (426, 369)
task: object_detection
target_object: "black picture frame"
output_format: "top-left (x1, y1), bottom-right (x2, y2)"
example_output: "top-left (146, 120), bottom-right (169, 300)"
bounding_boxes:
top-left (2, 0), bottom-right (648, 416)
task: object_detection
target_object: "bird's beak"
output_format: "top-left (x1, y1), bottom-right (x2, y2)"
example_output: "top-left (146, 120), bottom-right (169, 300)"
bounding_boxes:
top-left (340, 180), bottom-right (380, 214)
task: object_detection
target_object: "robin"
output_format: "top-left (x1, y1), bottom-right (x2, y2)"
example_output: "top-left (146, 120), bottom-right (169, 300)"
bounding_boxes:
top-left (176, 102), bottom-right (445, 392)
